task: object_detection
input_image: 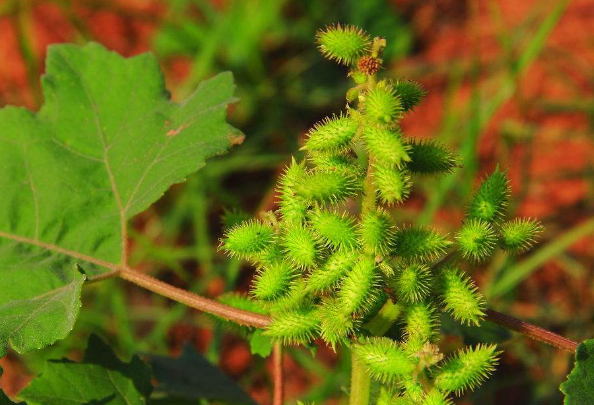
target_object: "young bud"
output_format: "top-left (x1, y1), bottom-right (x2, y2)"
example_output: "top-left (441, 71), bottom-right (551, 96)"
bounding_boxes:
top-left (251, 261), bottom-right (296, 301)
top-left (306, 250), bottom-right (358, 293)
top-left (374, 165), bottom-right (412, 204)
top-left (309, 209), bottom-right (358, 250)
top-left (316, 24), bottom-right (371, 65)
top-left (363, 126), bottom-right (411, 168)
top-left (406, 139), bottom-right (458, 175)
top-left (392, 226), bottom-right (452, 261)
top-left (281, 225), bottom-right (320, 269)
top-left (303, 115), bottom-right (358, 153)
top-left (265, 307), bottom-right (320, 345)
top-left (221, 220), bottom-right (275, 259)
top-left (361, 81), bottom-right (403, 125)
top-left (467, 166), bottom-right (510, 223)
top-left (438, 266), bottom-right (485, 326)
top-left (357, 56), bottom-right (381, 76)
top-left (358, 208), bottom-right (395, 255)
top-left (499, 218), bottom-right (543, 254)
top-left (351, 337), bottom-right (416, 383)
top-left (391, 262), bottom-right (432, 303)
top-left (434, 344), bottom-right (499, 395)
top-left (338, 255), bottom-right (380, 316)
top-left (456, 219), bottom-right (497, 262)
top-left (393, 79), bottom-right (427, 112)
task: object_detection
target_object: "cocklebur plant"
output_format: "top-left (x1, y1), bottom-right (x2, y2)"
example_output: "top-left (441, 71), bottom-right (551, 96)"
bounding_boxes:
top-left (221, 24), bottom-right (545, 404)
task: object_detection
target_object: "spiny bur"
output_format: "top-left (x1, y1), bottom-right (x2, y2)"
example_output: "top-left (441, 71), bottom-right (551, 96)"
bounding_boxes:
top-left (218, 23), bottom-right (544, 405)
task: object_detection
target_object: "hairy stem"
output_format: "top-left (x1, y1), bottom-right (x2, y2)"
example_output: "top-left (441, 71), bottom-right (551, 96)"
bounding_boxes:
top-left (273, 344), bottom-right (284, 405)
top-left (349, 355), bottom-right (371, 405)
top-left (485, 308), bottom-right (578, 353)
top-left (118, 267), bottom-right (271, 328)
top-left (116, 266), bottom-right (579, 353)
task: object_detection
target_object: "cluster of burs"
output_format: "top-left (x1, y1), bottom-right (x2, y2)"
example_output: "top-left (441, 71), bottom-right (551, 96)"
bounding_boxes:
top-left (221, 25), bottom-right (542, 404)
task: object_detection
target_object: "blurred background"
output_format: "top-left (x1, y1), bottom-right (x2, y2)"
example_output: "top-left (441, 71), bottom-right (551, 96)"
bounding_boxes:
top-left (0, 0), bottom-right (593, 404)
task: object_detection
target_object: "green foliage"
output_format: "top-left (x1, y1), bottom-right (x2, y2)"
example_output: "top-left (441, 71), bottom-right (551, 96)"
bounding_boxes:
top-left (438, 266), bottom-right (485, 326)
top-left (316, 24), bottom-right (371, 65)
top-left (352, 337), bottom-right (416, 383)
top-left (19, 335), bottom-right (152, 405)
top-left (433, 344), bottom-right (499, 396)
top-left (406, 139), bottom-right (458, 175)
top-left (499, 218), bottom-right (543, 254)
top-left (560, 338), bottom-right (594, 405)
top-left (148, 343), bottom-right (256, 404)
top-left (467, 167), bottom-right (510, 223)
top-left (455, 219), bottom-right (497, 262)
top-left (0, 42), bottom-right (240, 356)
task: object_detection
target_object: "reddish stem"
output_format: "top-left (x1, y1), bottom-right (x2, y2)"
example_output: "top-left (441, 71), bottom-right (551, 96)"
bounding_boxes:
top-left (273, 344), bottom-right (284, 405)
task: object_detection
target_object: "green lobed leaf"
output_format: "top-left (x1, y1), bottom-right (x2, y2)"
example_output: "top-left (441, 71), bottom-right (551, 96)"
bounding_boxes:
top-left (560, 338), bottom-right (594, 405)
top-left (249, 330), bottom-right (274, 358)
top-left (0, 43), bottom-right (241, 355)
top-left (148, 343), bottom-right (256, 405)
top-left (18, 334), bottom-right (152, 405)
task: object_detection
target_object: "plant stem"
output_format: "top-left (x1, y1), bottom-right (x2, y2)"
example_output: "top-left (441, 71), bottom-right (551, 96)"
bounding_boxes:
top-left (273, 344), bottom-right (284, 405)
top-left (349, 355), bottom-right (371, 405)
top-left (115, 267), bottom-right (580, 353)
top-left (118, 266), bottom-right (271, 328)
top-left (485, 309), bottom-right (578, 353)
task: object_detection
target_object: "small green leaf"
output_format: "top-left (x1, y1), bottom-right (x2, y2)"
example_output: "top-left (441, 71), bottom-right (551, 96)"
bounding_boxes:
top-left (148, 344), bottom-right (256, 405)
top-left (249, 330), bottom-right (274, 358)
top-left (560, 338), bottom-right (594, 405)
top-left (18, 335), bottom-right (152, 405)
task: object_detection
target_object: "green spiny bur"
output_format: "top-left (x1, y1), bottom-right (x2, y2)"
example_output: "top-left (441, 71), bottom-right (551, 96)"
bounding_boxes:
top-left (296, 169), bottom-right (359, 204)
top-left (352, 337), bottom-right (416, 383)
top-left (265, 307), bottom-right (320, 345)
top-left (278, 159), bottom-right (309, 224)
top-left (393, 79), bottom-right (427, 112)
top-left (421, 390), bottom-right (453, 405)
top-left (363, 126), bottom-right (411, 168)
top-left (266, 279), bottom-right (312, 313)
top-left (406, 139), bottom-right (458, 175)
top-left (317, 298), bottom-right (359, 350)
top-left (338, 255), bottom-right (380, 316)
top-left (392, 226), bottom-right (452, 261)
top-left (358, 208), bottom-right (395, 255)
top-left (361, 81), bottom-right (403, 125)
top-left (309, 209), bottom-right (358, 250)
top-left (456, 219), bottom-right (497, 262)
top-left (402, 379), bottom-right (424, 403)
top-left (306, 250), bottom-right (357, 293)
top-left (281, 225), bottom-right (320, 269)
top-left (222, 220), bottom-right (275, 259)
top-left (391, 262), bottom-right (432, 303)
top-left (499, 218), bottom-right (542, 254)
top-left (216, 292), bottom-right (268, 336)
top-left (438, 266), bottom-right (485, 326)
top-left (303, 115), bottom-right (358, 153)
top-left (467, 167), bottom-right (510, 223)
top-left (434, 344), bottom-right (499, 396)
top-left (251, 261), bottom-right (296, 301)
top-left (374, 165), bottom-right (412, 204)
top-left (309, 152), bottom-right (361, 177)
top-left (403, 301), bottom-right (439, 344)
top-left (316, 24), bottom-right (371, 66)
